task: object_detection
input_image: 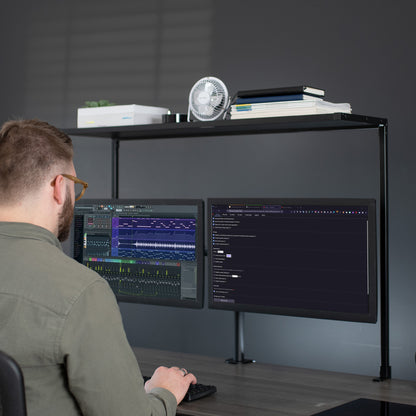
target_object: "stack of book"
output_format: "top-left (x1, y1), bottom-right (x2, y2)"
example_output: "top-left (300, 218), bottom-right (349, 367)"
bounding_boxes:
top-left (229, 86), bottom-right (351, 120)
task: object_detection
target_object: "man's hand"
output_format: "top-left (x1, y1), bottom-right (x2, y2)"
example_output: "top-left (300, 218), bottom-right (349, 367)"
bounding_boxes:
top-left (144, 366), bottom-right (197, 404)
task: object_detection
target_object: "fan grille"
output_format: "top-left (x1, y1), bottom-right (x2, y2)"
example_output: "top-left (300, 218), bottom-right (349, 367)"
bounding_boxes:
top-left (189, 77), bottom-right (229, 121)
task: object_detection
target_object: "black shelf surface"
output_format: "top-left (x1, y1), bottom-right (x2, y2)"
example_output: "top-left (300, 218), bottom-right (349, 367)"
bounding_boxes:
top-left (63, 113), bottom-right (387, 140)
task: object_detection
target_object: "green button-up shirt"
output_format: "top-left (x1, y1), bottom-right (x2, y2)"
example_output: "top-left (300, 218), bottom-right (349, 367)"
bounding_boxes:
top-left (0, 222), bottom-right (176, 416)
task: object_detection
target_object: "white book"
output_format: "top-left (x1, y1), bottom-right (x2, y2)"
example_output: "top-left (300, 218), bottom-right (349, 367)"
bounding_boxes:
top-left (232, 100), bottom-right (349, 112)
top-left (230, 101), bottom-right (351, 119)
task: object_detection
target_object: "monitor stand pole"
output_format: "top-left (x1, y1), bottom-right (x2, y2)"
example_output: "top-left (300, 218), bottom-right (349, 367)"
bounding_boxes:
top-left (226, 311), bottom-right (254, 364)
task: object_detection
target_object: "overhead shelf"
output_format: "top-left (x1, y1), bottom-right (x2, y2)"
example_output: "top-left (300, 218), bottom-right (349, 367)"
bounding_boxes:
top-left (63, 113), bottom-right (387, 140)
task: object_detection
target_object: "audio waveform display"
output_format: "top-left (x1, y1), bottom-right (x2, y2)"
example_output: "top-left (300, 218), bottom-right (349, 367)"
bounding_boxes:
top-left (72, 199), bottom-right (204, 308)
top-left (111, 217), bottom-right (196, 261)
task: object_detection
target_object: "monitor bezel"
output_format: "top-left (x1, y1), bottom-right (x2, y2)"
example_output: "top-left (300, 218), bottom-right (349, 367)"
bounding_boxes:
top-left (207, 197), bottom-right (377, 323)
top-left (71, 198), bottom-right (204, 309)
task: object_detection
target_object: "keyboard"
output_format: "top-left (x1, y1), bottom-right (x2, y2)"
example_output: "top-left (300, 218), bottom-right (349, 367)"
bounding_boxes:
top-left (143, 376), bottom-right (217, 402)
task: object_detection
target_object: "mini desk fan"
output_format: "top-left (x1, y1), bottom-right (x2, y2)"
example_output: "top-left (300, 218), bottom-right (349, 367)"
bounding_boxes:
top-left (187, 77), bottom-right (230, 121)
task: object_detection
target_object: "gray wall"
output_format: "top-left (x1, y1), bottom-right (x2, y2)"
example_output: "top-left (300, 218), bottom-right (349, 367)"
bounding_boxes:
top-left (2, 0), bottom-right (416, 381)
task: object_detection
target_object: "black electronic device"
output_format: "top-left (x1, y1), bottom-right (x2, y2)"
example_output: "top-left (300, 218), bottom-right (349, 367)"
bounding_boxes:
top-left (208, 198), bottom-right (377, 323)
top-left (71, 199), bottom-right (204, 308)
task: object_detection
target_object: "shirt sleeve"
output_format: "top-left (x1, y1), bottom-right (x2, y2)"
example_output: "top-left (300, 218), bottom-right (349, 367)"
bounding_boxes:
top-left (60, 278), bottom-right (177, 416)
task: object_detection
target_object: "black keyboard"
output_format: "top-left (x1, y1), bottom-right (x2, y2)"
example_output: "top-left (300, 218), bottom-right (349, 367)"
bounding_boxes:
top-left (143, 376), bottom-right (217, 402)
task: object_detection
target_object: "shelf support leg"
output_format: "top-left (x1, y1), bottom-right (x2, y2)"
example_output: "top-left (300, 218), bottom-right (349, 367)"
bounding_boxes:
top-left (378, 123), bottom-right (391, 380)
top-left (111, 136), bottom-right (120, 199)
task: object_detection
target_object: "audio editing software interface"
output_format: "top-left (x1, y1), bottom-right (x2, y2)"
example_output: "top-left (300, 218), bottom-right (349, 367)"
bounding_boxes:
top-left (209, 200), bottom-right (377, 321)
top-left (72, 200), bottom-right (202, 307)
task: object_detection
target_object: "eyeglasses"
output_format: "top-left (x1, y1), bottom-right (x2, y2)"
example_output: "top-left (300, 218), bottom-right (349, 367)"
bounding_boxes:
top-left (61, 174), bottom-right (89, 201)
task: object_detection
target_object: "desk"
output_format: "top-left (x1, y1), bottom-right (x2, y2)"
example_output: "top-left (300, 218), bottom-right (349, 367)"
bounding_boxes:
top-left (133, 347), bottom-right (416, 416)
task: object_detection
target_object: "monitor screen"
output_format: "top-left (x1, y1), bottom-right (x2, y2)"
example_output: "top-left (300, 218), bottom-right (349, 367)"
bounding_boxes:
top-left (208, 198), bottom-right (377, 322)
top-left (71, 199), bottom-right (204, 308)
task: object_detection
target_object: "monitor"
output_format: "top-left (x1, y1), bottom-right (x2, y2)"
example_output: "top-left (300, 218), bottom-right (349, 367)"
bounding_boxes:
top-left (208, 198), bottom-right (377, 322)
top-left (71, 199), bottom-right (204, 308)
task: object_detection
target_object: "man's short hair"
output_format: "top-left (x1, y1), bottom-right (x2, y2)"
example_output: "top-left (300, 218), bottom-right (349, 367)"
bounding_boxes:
top-left (0, 119), bottom-right (73, 204)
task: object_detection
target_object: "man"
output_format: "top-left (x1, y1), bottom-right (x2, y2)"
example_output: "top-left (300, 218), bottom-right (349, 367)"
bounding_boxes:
top-left (0, 119), bottom-right (196, 416)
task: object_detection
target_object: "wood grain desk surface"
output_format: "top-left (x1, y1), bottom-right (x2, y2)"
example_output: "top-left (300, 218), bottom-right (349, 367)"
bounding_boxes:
top-left (133, 347), bottom-right (416, 416)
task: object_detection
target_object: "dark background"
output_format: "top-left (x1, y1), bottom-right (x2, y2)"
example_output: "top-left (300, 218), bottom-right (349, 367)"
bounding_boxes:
top-left (1, 0), bottom-right (415, 380)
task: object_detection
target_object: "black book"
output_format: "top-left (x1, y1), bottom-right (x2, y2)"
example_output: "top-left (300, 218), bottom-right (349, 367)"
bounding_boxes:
top-left (236, 85), bottom-right (325, 99)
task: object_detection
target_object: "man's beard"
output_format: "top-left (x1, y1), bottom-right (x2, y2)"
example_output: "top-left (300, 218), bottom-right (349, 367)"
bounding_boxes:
top-left (57, 190), bottom-right (74, 242)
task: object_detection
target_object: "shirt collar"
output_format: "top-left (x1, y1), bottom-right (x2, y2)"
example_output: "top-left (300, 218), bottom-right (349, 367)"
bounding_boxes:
top-left (0, 222), bottom-right (62, 250)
